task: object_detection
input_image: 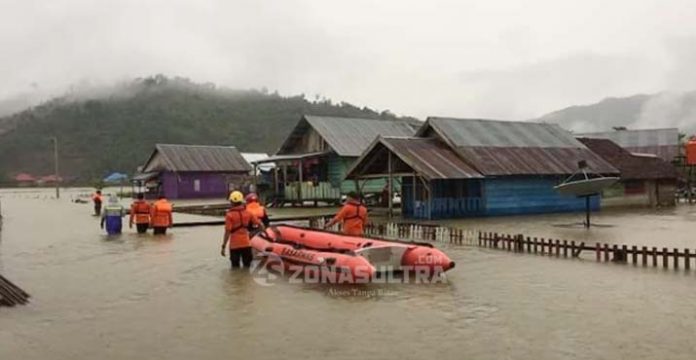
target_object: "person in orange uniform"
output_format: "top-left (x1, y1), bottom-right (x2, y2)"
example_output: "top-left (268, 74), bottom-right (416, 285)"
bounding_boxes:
top-left (245, 193), bottom-right (270, 227)
top-left (325, 191), bottom-right (368, 236)
top-left (221, 191), bottom-right (265, 268)
top-left (129, 193), bottom-right (151, 234)
top-left (92, 190), bottom-right (103, 216)
top-left (150, 195), bottom-right (173, 235)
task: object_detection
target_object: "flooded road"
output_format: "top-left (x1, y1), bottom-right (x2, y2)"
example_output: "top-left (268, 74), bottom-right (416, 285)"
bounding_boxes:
top-left (2, 189), bottom-right (696, 360)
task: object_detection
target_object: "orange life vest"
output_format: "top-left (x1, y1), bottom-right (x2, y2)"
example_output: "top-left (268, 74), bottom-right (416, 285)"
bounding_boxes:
top-left (92, 193), bottom-right (103, 204)
top-left (246, 202), bottom-right (266, 220)
top-left (130, 200), bottom-right (151, 224)
top-left (225, 206), bottom-right (259, 249)
top-left (151, 199), bottom-right (173, 227)
top-left (334, 201), bottom-right (367, 236)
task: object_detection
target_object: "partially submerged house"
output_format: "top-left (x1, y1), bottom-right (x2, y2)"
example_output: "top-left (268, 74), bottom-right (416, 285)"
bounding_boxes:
top-left (578, 137), bottom-right (679, 208)
top-left (577, 128), bottom-right (680, 163)
top-left (136, 144), bottom-right (252, 199)
top-left (347, 117), bottom-right (619, 219)
top-left (254, 115), bottom-right (417, 204)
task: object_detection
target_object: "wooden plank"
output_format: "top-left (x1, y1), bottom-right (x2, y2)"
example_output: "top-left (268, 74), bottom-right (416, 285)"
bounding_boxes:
top-left (663, 247), bottom-right (669, 268)
top-left (674, 248), bottom-right (680, 270)
top-left (555, 240), bottom-right (560, 257)
top-left (631, 246), bottom-right (638, 265)
top-left (595, 243), bottom-right (601, 261)
top-left (652, 247), bottom-right (658, 267)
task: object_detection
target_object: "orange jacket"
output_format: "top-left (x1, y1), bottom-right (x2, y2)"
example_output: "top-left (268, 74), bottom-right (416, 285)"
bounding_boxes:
top-left (246, 202), bottom-right (267, 222)
top-left (129, 200), bottom-right (151, 225)
top-left (225, 205), bottom-right (261, 249)
top-left (332, 200), bottom-right (368, 236)
top-left (92, 193), bottom-right (103, 204)
top-left (150, 199), bottom-right (173, 227)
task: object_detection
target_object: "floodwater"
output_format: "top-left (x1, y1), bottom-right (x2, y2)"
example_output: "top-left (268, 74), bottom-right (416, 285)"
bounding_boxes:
top-left (2, 189), bottom-right (696, 360)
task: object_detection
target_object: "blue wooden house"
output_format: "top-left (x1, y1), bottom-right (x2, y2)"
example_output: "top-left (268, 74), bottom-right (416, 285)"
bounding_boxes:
top-left (346, 118), bottom-right (619, 219)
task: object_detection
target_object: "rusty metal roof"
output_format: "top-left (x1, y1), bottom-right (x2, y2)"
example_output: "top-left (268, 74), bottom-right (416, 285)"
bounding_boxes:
top-left (142, 144), bottom-right (252, 173)
top-left (577, 128), bottom-right (680, 162)
top-left (578, 138), bottom-right (679, 180)
top-left (346, 137), bottom-right (483, 180)
top-left (419, 117), bottom-right (619, 175)
top-left (277, 115), bottom-right (417, 157)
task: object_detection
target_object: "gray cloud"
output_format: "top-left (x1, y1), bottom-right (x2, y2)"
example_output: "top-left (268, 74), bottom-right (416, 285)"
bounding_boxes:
top-left (1, 0), bottom-right (696, 121)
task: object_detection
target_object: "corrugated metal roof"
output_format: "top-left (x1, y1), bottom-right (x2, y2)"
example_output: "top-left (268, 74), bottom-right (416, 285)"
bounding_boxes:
top-left (578, 138), bottom-right (679, 180)
top-left (421, 117), bottom-right (619, 175)
top-left (577, 128), bottom-right (679, 147)
top-left (576, 128), bottom-right (680, 162)
top-left (346, 137), bottom-right (482, 180)
top-left (283, 115), bottom-right (417, 157)
top-left (143, 144), bottom-right (252, 173)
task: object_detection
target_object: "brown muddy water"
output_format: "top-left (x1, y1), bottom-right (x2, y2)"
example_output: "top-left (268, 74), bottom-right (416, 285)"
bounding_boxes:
top-left (2, 189), bottom-right (696, 360)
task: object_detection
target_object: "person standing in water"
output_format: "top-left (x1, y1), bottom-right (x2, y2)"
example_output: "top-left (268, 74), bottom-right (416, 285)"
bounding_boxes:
top-left (325, 191), bottom-right (368, 236)
top-left (245, 193), bottom-right (270, 227)
top-left (221, 191), bottom-right (264, 268)
top-left (92, 190), bottom-right (103, 216)
top-left (150, 195), bottom-right (173, 235)
top-left (100, 195), bottom-right (125, 235)
top-left (129, 193), bottom-right (151, 234)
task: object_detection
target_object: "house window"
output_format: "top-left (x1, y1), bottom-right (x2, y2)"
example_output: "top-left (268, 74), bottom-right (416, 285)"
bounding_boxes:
top-left (194, 179), bottom-right (201, 192)
top-left (624, 180), bottom-right (645, 195)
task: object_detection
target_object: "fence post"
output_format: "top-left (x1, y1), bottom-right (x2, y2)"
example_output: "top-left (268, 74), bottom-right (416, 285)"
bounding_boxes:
top-left (595, 243), bottom-right (601, 262)
top-left (652, 247), bottom-right (658, 267)
top-left (674, 248), bottom-right (680, 270)
top-left (685, 249), bottom-right (691, 270)
top-left (662, 248), bottom-right (669, 269)
top-left (631, 246), bottom-right (637, 265)
top-left (604, 244), bottom-right (610, 262)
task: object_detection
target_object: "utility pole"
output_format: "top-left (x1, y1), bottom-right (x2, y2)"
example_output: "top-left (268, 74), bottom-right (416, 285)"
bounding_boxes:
top-left (50, 136), bottom-right (60, 199)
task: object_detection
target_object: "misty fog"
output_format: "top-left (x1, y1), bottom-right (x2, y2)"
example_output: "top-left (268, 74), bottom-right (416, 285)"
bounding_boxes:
top-left (2, 0), bottom-right (696, 130)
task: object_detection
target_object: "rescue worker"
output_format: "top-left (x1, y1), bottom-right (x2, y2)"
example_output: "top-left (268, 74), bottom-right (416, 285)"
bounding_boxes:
top-left (245, 193), bottom-right (270, 227)
top-left (100, 195), bottom-right (125, 235)
top-left (92, 190), bottom-right (103, 216)
top-left (150, 195), bottom-right (173, 235)
top-left (129, 193), bottom-right (151, 234)
top-left (220, 191), bottom-right (265, 268)
top-left (325, 191), bottom-right (368, 236)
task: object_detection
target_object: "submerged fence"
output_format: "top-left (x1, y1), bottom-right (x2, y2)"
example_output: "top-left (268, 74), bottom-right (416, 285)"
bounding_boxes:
top-left (0, 275), bottom-right (30, 307)
top-left (308, 217), bottom-right (696, 271)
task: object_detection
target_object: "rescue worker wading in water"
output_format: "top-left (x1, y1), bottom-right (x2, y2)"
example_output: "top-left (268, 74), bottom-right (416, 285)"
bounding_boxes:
top-left (245, 193), bottom-right (270, 227)
top-left (129, 193), bottom-right (151, 234)
top-left (325, 191), bottom-right (368, 236)
top-left (221, 191), bottom-right (265, 268)
top-left (92, 190), bottom-right (103, 216)
top-left (150, 195), bottom-right (173, 235)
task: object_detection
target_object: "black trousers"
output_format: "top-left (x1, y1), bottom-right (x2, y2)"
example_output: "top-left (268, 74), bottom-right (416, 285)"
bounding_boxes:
top-left (135, 223), bottom-right (149, 234)
top-left (230, 247), bottom-right (253, 268)
top-left (94, 203), bottom-right (102, 216)
top-left (153, 227), bottom-right (167, 235)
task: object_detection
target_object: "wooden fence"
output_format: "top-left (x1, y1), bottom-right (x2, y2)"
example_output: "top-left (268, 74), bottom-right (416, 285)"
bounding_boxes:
top-left (308, 217), bottom-right (696, 271)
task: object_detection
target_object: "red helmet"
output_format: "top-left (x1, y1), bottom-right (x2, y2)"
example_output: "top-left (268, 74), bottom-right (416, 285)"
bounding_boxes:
top-left (245, 193), bottom-right (258, 203)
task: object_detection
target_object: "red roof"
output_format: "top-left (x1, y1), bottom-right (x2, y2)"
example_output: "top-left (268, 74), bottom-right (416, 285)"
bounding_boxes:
top-left (14, 173), bottom-right (36, 182)
top-left (40, 175), bottom-right (63, 182)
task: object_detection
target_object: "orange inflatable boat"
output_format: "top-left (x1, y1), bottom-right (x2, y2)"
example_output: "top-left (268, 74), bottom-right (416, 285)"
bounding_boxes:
top-left (251, 225), bottom-right (454, 283)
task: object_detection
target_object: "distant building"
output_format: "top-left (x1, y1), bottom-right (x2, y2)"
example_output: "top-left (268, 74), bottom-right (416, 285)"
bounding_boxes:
top-left (254, 115), bottom-right (417, 205)
top-left (136, 144), bottom-right (252, 199)
top-left (578, 137), bottom-right (679, 208)
top-left (347, 117), bottom-right (619, 219)
top-left (38, 175), bottom-right (63, 184)
top-left (14, 173), bottom-right (36, 186)
top-left (577, 128), bottom-right (680, 163)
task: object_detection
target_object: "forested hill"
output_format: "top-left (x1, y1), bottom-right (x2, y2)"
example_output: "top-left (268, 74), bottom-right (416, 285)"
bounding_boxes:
top-left (0, 75), bottom-right (417, 183)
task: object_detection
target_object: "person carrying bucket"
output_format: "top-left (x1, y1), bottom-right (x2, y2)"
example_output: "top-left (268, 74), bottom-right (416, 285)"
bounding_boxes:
top-left (325, 191), bottom-right (368, 236)
top-left (221, 191), bottom-right (265, 268)
top-left (129, 193), bottom-right (151, 234)
top-left (100, 195), bottom-right (125, 235)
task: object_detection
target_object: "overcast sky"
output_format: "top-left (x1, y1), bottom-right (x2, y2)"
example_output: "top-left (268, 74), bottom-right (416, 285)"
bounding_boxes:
top-left (2, 0), bottom-right (696, 119)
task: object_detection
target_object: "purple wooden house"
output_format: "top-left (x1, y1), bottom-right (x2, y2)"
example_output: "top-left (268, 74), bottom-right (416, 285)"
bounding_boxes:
top-left (135, 144), bottom-right (252, 199)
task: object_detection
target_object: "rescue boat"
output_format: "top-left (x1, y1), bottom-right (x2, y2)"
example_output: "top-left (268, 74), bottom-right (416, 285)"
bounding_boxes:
top-left (250, 225), bottom-right (455, 282)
